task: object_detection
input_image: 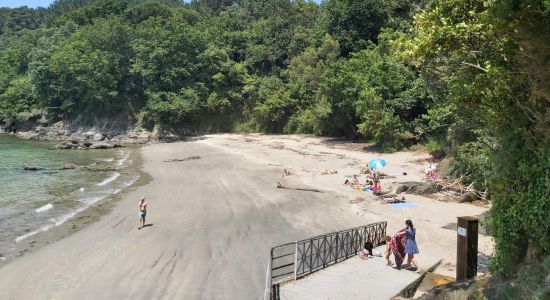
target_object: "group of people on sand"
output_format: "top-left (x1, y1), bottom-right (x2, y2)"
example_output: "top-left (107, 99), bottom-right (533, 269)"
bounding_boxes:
top-left (358, 219), bottom-right (421, 273)
top-left (344, 167), bottom-right (381, 191)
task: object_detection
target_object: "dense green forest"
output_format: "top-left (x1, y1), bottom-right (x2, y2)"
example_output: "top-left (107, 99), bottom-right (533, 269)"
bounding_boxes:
top-left (0, 0), bottom-right (548, 288)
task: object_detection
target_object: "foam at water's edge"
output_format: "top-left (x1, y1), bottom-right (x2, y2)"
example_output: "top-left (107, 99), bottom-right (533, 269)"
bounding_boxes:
top-left (98, 158), bottom-right (114, 162)
top-left (13, 164), bottom-right (140, 244)
top-left (35, 203), bottom-right (53, 213)
top-left (123, 176), bottom-right (139, 187)
top-left (49, 211), bottom-right (76, 227)
top-left (79, 195), bottom-right (108, 205)
top-left (97, 172), bottom-right (120, 186)
top-left (15, 224), bottom-right (54, 243)
top-left (116, 152), bottom-right (129, 166)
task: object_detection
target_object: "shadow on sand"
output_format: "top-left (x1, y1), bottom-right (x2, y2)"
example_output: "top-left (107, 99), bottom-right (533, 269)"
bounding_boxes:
top-left (139, 224), bottom-right (154, 229)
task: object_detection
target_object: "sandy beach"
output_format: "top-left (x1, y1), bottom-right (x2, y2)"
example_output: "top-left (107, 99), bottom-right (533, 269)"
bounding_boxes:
top-left (0, 134), bottom-right (493, 299)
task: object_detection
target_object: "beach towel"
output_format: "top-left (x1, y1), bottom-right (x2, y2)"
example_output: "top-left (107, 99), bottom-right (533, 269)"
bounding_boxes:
top-left (390, 203), bottom-right (418, 209)
top-left (391, 234), bottom-right (406, 268)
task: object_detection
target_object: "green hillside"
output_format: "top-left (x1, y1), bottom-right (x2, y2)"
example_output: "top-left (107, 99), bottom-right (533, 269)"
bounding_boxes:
top-left (0, 0), bottom-right (548, 290)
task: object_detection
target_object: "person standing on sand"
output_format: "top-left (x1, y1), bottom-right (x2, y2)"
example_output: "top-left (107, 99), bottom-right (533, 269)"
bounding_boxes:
top-left (398, 220), bottom-right (421, 273)
top-left (372, 171), bottom-right (381, 190)
top-left (138, 197), bottom-right (147, 230)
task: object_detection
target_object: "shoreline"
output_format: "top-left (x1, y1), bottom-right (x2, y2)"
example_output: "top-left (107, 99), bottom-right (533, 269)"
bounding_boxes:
top-left (0, 136), bottom-right (367, 299)
top-left (0, 144), bottom-right (151, 267)
top-left (0, 134), bottom-right (493, 299)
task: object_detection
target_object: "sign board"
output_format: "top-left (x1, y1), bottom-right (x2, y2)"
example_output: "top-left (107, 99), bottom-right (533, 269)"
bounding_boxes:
top-left (457, 227), bottom-right (467, 237)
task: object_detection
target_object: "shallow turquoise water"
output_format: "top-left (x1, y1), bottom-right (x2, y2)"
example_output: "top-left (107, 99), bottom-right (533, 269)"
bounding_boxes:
top-left (0, 135), bottom-right (138, 260)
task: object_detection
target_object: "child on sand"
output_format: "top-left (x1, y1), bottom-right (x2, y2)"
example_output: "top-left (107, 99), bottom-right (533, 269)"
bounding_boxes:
top-left (372, 171), bottom-right (380, 189)
top-left (383, 236), bottom-right (393, 266)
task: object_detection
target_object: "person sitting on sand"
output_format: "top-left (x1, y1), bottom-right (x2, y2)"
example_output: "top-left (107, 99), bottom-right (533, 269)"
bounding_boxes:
top-left (358, 241), bottom-right (373, 259)
top-left (138, 197), bottom-right (147, 230)
top-left (351, 175), bottom-right (359, 185)
top-left (365, 178), bottom-right (374, 186)
top-left (282, 169), bottom-right (293, 177)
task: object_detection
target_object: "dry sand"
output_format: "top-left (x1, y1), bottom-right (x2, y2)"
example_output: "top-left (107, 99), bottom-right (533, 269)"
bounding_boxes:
top-left (198, 134), bottom-right (493, 275)
top-left (0, 134), bottom-right (493, 299)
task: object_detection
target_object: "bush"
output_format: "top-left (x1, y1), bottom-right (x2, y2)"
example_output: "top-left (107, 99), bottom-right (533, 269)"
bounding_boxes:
top-left (140, 88), bottom-right (201, 129)
top-left (425, 138), bottom-right (447, 159)
top-left (489, 134), bottom-right (550, 276)
top-left (450, 141), bottom-right (492, 191)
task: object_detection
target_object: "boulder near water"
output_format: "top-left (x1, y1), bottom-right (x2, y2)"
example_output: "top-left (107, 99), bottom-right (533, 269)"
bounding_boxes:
top-left (24, 166), bottom-right (44, 171)
top-left (93, 133), bottom-right (104, 141)
top-left (54, 142), bottom-right (73, 149)
top-left (59, 163), bottom-right (80, 170)
top-left (90, 142), bottom-right (114, 149)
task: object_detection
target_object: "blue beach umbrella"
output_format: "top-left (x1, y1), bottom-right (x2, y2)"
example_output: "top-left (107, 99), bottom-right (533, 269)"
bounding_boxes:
top-left (369, 158), bottom-right (387, 170)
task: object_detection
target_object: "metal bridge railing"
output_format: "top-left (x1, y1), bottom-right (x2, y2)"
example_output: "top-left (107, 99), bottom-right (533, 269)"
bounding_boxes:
top-left (264, 222), bottom-right (387, 300)
top-left (295, 222), bottom-right (387, 279)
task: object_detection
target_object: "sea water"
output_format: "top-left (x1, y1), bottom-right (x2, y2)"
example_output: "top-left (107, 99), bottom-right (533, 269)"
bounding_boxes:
top-left (0, 135), bottom-right (138, 260)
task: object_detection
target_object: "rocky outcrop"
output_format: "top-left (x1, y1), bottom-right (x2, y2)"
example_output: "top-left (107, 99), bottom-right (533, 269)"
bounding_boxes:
top-left (82, 165), bottom-right (117, 172)
top-left (59, 163), bottom-right (80, 170)
top-left (89, 142), bottom-right (115, 149)
top-left (4, 121), bottom-right (161, 150)
top-left (459, 192), bottom-right (477, 203)
top-left (1, 119), bottom-right (203, 150)
top-left (92, 133), bottom-right (104, 141)
top-left (54, 140), bottom-right (121, 150)
top-left (23, 166), bottom-right (44, 171)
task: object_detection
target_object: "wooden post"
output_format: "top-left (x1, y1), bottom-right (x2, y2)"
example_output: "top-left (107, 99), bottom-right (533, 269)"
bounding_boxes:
top-left (456, 216), bottom-right (478, 281)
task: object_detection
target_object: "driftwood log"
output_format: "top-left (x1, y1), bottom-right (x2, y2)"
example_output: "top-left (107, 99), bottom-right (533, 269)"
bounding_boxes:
top-left (276, 181), bottom-right (322, 193)
top-left (163, 156), bottom-right (201, 162)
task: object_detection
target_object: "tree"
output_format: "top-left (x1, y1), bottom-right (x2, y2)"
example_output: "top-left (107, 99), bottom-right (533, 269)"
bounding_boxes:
top-left (320, 0), bottom-right (391, 55)
top-left (0, 30), bottom-right (42, 92)
top-left (408, 0), bottom-right (550, 275)
top-left (131, 9), bottom-right (206, 93)
top-left (46, 17), bottom-right (133, 118)
top-left (0, 77), bottom-right (37, 123)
